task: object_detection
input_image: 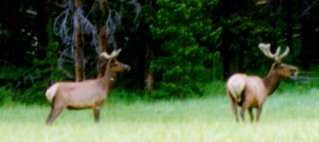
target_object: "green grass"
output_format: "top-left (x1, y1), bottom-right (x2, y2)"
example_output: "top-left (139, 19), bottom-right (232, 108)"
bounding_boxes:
top-left (1, 84), bottom-right (319, 142)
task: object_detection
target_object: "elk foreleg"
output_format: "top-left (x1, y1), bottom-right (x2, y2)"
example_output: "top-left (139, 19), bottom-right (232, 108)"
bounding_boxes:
top-left (256, 106), bottom-right (263, 122)
top-left (240, 107), bottom-right (246, 122)
top-left (248, 108), bottom-right (254, 122)
top-left (93, 106), bottom-right (101, 124)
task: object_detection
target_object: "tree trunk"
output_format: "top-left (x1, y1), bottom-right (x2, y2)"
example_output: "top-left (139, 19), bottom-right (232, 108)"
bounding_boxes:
top-left (145, 42), bottom-right (154, 91)
top-left (74, 0), bottom-right (83, 82)
top-left (96, 0), bottom-right (109, 78)
top-left (221, 26), bottom-right (235, 79)
top-left (98, 26), bottom-right (109, 78)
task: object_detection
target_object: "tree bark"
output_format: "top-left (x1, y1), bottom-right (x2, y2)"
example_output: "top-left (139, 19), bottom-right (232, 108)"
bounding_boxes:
top-left (73, 0), bottom-right (83, 82)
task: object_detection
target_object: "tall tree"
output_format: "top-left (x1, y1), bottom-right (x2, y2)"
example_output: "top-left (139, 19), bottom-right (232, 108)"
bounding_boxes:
top-left (138, 0), bottom-right (157, 91)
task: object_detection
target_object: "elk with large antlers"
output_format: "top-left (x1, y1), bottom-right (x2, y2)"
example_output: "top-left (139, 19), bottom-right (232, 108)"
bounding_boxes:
top-left (226, 43), bottom-right (298, 122)
top-left (45, 49), bottom-right (130, 125)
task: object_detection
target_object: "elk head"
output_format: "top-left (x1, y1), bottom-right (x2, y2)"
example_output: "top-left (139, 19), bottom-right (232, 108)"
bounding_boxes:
top-left (258, 43), bottom-right (298, 78)
top-left (100, 49), bottom-right (130, 72)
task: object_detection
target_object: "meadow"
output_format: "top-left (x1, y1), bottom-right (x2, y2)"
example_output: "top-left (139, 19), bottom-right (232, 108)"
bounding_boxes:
top-left (0, 82), bottom-right (319, 142)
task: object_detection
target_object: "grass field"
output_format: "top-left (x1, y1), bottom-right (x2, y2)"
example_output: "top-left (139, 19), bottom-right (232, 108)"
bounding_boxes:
top-left (0, 83), bottom-right (319, 142)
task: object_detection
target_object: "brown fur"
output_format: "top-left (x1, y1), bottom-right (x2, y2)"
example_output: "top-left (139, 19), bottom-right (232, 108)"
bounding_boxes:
top-left (226, 44), bottom-right (298, 122)
top-left (45, 51), bottom-right (130, 125)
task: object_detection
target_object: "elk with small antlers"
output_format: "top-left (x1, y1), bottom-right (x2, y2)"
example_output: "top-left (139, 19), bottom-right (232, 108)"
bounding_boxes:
top-left (45, 49), bottom-right (130, 125)
top-left (226, 43), bottom-right (298, 122)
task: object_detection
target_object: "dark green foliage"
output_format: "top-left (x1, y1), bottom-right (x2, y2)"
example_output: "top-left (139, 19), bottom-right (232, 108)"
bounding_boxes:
top-left (19, 81), bottom-right (48, 104)
top-left (222, 15), bottom-right (275, 43)
top-left (0, 86), bottom-right (14, 105)
top-left (231, 18), bottom-right (275, 70)
top-left (150, 0), bottom-right (221, 97)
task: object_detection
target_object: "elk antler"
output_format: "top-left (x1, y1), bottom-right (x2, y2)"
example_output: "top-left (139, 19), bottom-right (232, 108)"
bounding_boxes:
top-left (100, 49), bottom-right (122, 59)
top-left (258, 43), bottom-right (290, 63)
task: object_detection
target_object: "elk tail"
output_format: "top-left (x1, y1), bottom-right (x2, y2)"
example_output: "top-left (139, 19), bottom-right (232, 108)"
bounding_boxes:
top-left (227, 75), bottom-right (246, 103)
top-left (45, 84), bottom-right (59, 103)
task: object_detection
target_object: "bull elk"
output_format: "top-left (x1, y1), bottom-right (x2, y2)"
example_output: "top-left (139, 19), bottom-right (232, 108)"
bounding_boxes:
top-left (45, 49), bottom-right (130, 125)
top-left (226, 43), bottom-right (298, 122)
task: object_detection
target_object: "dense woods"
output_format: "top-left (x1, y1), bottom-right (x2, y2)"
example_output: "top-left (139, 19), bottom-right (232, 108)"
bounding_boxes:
top-left (0, 0), bottom-right (319, 103)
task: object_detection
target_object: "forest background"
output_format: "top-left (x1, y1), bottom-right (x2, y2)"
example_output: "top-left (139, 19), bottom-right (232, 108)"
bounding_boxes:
top-left (0, 0), bottom-right (319, 104)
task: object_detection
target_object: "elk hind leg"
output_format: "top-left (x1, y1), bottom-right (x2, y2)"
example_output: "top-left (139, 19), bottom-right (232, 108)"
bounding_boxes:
top-left (227, 90), bottom-right (239, 122)
top-left (46, 104), bottom-right (65, 125)
top-left (231, 100), bottom-right (239, 122)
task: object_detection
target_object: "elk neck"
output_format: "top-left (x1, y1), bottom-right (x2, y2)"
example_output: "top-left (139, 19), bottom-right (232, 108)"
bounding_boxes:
top-left (263, 68), bottom-right (282, 96)
top-left (98, 68), bottom-right (118, 94)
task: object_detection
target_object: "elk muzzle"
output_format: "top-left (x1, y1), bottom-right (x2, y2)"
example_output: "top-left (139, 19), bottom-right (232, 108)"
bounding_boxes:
top-left (123, 64), bottom-right (131, 71)
top-left (285, 64), bottom-right (298, 78)
top-left (291, 67), bottom-right (298, 76)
